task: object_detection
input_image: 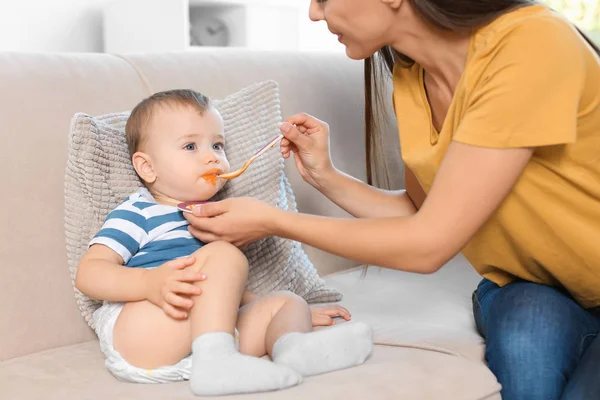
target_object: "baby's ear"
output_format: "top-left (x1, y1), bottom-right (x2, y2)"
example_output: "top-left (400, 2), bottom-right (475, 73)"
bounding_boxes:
top-left (131, 152), bottom-right (156, 184)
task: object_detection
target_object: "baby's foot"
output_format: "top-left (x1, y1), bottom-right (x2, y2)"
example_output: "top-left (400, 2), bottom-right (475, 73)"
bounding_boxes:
top-left (272, 321), bottom-right (373, 376)
top-left (190, 332), bottom-right (301, 396)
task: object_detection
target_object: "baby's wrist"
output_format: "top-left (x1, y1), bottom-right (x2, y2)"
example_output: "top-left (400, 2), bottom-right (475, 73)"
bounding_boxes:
top-left (140, 268), bottom-right (156, 303)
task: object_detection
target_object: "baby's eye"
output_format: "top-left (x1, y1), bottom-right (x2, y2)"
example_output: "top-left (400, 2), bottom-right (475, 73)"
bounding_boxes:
top-left (184, 143), bottom-right (197, 151)
top-left (213, 142), bottom-right (224, 151)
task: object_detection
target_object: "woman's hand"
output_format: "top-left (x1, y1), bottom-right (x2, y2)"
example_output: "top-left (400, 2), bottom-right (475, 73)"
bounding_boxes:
top-left (184, 197), bottom-right (280, 249)
top-left (310, 304), bottom-right (352, 327)
top-left (145, 256), bottom-right (206, 320)
top-left (280, 113), bottom-right (336, 189)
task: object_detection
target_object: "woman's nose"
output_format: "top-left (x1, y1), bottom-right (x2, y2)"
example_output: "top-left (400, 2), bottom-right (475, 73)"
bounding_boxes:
top-left (308, 1), bottom-right (325, 22)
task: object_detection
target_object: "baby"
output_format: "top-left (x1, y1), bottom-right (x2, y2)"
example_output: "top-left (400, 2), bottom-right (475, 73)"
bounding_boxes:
top-left (75, 89), bottom-right (373, 396)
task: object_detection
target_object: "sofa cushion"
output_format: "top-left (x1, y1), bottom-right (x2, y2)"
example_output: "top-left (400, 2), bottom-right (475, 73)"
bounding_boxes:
top-left (325, 254), bottom-right (487, 362)
top-left (0, 341), bottom-right (500, 400)
top-left (64, 80), bottom-right (341, 330)
top-left (0, 256), bottom-right (500, 399)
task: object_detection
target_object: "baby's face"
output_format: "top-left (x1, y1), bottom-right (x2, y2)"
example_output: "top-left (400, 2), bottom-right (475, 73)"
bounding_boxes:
top-left (142, 105), bottom-right (230, 203)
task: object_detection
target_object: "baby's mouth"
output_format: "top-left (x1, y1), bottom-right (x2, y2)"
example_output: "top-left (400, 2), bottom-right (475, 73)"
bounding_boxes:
top-left (201, 169), bottom-right (224, 186)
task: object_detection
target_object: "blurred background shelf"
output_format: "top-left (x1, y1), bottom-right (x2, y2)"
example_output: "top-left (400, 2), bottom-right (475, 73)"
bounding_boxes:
top-left (103, 0), bottom-right (303, 53)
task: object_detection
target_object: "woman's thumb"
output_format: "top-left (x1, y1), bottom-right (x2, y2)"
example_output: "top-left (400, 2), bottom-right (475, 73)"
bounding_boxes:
top-left (191, 201), bottom-right (224, 217)
top-left (280, 122), bottom-right (310, 149)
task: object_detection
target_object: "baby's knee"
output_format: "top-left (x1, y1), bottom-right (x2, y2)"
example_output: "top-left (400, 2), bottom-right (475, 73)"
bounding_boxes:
top-left (191, 241), bottom-right (248, 275)
top-left (267, 290), bottom-right (307, 309)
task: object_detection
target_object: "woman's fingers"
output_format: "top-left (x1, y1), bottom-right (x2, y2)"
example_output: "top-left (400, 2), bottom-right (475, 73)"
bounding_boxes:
top-left (285, 113), bottom-right (321, 130)
top-left (281, 138), bottom-right (298, 151)
top-left (188, 225), bottom-right (220, 243)
top-left (190, 200), bottom-right (228, 218)
top-left (280, 122), bottom-right (311, 149)
top-left (280, 137), bottom-right (291, 158)
top-left (280, 137), bottom-right (299, 159)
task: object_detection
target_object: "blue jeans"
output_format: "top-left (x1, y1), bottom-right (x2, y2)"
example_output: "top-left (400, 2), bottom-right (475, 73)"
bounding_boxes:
top-left (472, 278), bottom-right (600, 400)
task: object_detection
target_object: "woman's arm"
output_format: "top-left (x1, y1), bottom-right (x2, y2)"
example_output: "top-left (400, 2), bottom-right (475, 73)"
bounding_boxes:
top-left (188, 142), bottom-right (532, 273)
top-left (270, 143), bottom-right (532, 272)
top-left (316, 167), bottom-right (417, 218)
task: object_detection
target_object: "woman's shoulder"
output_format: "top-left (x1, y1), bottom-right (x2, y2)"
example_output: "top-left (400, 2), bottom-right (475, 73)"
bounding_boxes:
top-left (463, 3), bottom-right (592, 95)
top-left (473, 5), bottom-right (582, 58)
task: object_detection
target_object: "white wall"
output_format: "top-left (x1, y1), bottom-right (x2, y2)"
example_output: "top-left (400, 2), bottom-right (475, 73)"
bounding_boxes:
top-left (0, 0), bottom-right (343, 53)
top-left (0, 0), bottom-right (113, 53)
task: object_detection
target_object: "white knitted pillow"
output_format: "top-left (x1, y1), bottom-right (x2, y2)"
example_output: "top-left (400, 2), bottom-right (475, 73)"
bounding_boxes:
top-left (65, 80), bottom-right (342, 329)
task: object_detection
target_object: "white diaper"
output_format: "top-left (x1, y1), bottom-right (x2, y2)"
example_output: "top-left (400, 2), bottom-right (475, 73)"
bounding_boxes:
top-left (93, 301), bottom-right (192, 383)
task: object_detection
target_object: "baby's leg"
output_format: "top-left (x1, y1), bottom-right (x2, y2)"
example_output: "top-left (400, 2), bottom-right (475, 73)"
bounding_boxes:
top-left (237, 291), bottom-right (374, 377)
top-left (112, 242), bottom-right (300, 395)
top-left (113, 241), bottom-right (246, 367)
top-left (185, 243), bottom-right (300, 395)
top-left (236, 291), bottom-right (312, 357)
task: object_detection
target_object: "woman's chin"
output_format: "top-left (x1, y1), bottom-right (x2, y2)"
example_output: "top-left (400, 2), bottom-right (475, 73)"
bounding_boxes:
top-left (344, 45), bottom-right (373, 61)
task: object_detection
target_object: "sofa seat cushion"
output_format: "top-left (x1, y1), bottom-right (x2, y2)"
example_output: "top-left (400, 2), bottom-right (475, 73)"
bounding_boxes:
top-left (0, 254), bottom-right (500, 399)
top-left (0, 340), bottom-right (500, 400)
top-left (324, 253), bottom-right (487, 363)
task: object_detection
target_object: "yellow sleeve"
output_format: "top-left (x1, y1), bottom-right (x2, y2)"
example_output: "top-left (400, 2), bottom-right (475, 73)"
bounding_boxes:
top-left (454, 18), bottom-right (585, 148)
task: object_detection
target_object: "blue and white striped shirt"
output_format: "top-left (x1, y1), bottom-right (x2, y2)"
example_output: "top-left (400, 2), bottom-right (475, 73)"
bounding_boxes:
top-left (89, 188), bottom-right (204, 268)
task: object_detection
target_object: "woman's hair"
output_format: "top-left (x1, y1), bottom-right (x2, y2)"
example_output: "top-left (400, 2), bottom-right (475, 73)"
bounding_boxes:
top-left (365, 0), bottom-right (600, 187)
top-left (125, 89), bottom-right (210, 155)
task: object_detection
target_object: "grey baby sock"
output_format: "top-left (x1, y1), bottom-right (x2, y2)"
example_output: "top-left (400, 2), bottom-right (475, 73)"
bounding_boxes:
top-left (190, 332), bottom-right (301, 396)
top-left (271, 321), bottom-right (374, 377)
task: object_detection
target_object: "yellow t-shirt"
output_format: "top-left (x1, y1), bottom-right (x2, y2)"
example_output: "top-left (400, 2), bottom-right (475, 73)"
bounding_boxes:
top-left (392, 5), bottom-right (600, 308)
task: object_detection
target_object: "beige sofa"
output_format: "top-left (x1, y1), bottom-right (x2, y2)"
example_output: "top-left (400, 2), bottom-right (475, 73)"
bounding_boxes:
top-left (0, 49), bottom-right (501, 400)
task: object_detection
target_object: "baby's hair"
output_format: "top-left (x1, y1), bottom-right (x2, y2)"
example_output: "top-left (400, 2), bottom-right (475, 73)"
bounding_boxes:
top-left (125, 89), bottom-right (211, 155)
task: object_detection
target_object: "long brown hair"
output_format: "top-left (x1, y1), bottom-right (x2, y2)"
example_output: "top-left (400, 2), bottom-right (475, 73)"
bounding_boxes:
top-left (365, 0), bottom-right (600, 186)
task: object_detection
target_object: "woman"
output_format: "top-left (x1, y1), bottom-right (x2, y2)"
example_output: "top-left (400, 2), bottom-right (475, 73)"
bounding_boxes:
top-left (185, 1), bottom-right (600, 399)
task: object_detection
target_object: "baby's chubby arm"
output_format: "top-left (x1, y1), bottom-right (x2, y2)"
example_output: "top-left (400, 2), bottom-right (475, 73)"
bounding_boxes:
top-left (75, 244), bottom-right (205, 310)
top-left (76, 244), bottom-right (149, 302)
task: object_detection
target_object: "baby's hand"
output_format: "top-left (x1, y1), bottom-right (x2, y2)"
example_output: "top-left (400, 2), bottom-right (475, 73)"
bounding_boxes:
top-left (310, 304), bottom-right (351, 327)
top-left (145, 256), bottom-right (206, 320)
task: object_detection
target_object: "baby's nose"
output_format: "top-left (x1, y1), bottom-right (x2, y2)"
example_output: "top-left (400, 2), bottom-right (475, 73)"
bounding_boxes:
top-left (205, 154), bottom-right (219, 164)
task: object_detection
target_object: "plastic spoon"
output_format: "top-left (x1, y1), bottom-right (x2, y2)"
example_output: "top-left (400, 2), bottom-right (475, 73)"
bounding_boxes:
top-left (218, 134), bottom-right (284, 180)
